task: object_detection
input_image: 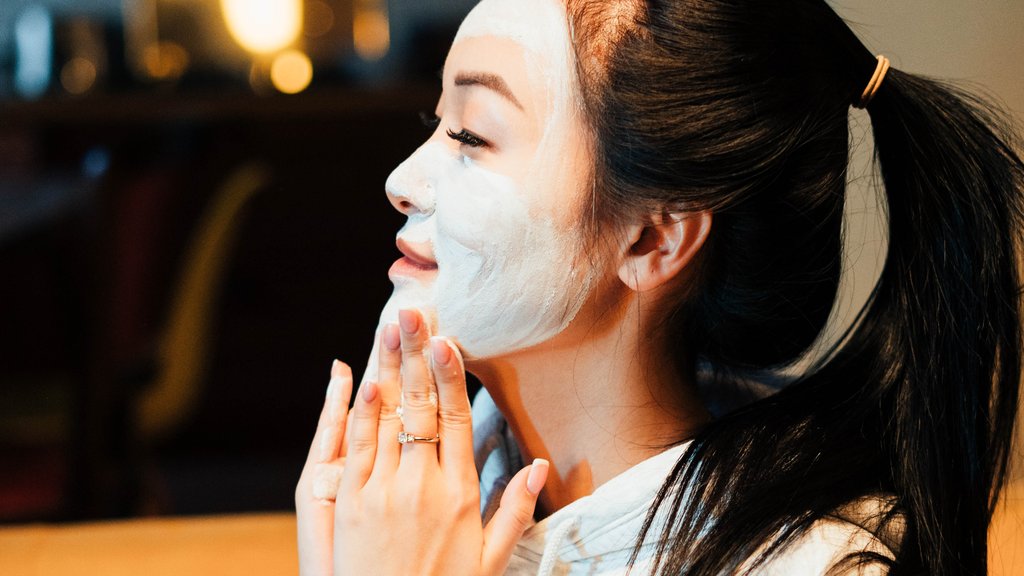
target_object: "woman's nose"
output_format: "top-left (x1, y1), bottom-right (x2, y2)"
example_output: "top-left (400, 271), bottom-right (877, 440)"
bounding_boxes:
top-left (384, 152), bottom-right (436, 217)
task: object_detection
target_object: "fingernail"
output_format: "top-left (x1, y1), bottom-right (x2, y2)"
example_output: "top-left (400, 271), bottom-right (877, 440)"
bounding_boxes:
top-left (383, 323), bottom-right (401, 351)
top-left (362, 381), bottom-right (379, 403)
top-left (398, 309), bottom-right (420, 334)
top-left (326, 360), bottom-right (342, 397)
top-left (430, 337), bottom-right (452, 366)
top-left (526, 458), bottom-right (549, 495)
top-left (331, 359), bottom-right (345, 378)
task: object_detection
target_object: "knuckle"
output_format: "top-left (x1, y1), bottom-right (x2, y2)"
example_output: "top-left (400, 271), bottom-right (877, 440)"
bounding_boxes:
top-left (401, 340), bottom-right (425, 356)
top-left (509, 504), bottom-right (535, 530)
top-left (365, 487), bottom-right (392, 515)
top-left (349, 434), bottom-right (377, 454)
top-left (334, 498), bottom-right (362, 525)
top-left (377, 411), bottom-right (402, 426)
top-left (379, 347), bottom-right (401, 367)
top-left (451, 490), bottom-right (480, 518)
top-left (378, 400), bottom-right (402, 422)
top-left (403, 388), bottom-right (437, 410)
top-left (400, 482), bottom-right (432, 511)
top-left (438, 406), bottom-right (473, 428)
top-left (351, 404), bottom-right (376, 425)
top-left (438, 362), bottom-right (465, 379)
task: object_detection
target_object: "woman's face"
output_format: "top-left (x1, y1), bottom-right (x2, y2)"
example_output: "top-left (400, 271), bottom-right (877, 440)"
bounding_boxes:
top-left (380, 0), bottom-right (598, 360)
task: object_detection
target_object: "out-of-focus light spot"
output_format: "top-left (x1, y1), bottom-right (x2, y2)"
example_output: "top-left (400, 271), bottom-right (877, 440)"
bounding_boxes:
top-left (305, 0), bottom-right (334, 38)
top-left (60, 57), bottom-right (97, 95)
top-left (142, 42), bottom-right (190, 81)
top-left (82, 147), bottom-right (111, 178)
top-left (270, 49), bottom-right (313, 94)
top-left (248, 62), bottom-right (265, 93)
top-left (14, 6), bottom-right (53, 99)
top-left (353, 6), bottom-right (390, 62)
top-left (221, 0), bottom-right (303, 55)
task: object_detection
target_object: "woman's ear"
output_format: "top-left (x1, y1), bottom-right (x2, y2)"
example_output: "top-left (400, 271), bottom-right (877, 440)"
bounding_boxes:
top-left (617, 210), bottom-right (712, 292)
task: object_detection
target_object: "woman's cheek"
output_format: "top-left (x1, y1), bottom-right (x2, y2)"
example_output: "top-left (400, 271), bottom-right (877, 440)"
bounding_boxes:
top-left (432, 166), bottom-right (539, 357)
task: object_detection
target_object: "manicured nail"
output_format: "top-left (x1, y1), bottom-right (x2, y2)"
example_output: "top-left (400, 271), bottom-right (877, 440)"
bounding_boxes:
top-left (327, 360), bottom-right (348, 422)
top-left (383, 323), bottom-right (401, 351)
top-left (362, 381), bottom-right (379, 403)
top-left (327, 360), bottom-right (341, 397)
top-left (398, 309), bottom-right (420, 334)
top-left (526, 458), bottom-right (549, 495)
top-left (430, 337), bottom-right (452, 366)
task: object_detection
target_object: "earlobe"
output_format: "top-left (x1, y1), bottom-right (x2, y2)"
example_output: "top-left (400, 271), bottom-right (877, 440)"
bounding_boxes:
top-left (617, 211), bottom-right (712, 292)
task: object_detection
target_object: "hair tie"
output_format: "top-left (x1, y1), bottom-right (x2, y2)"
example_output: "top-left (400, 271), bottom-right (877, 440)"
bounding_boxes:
top-left (854, 55), bottom-right (890, 109)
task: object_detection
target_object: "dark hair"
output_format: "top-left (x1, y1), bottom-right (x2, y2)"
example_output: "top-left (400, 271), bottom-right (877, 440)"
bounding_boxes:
top-left (566, 0), bottom-right (1024, 574)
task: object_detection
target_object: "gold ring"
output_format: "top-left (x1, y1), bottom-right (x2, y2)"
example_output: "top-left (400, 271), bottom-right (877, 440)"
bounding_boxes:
top-left (397, 431), bottom-right (440, 444)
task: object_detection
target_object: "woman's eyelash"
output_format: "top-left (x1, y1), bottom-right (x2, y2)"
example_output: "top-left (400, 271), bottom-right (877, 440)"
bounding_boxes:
top-left (417, 111), bottom-right (487, 148)
top-left (446, 128), bottom-right (487, 148)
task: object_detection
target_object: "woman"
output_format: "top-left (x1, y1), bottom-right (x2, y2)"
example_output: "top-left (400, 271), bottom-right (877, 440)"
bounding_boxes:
top-left (296, 0), bottom-right (1024, 574)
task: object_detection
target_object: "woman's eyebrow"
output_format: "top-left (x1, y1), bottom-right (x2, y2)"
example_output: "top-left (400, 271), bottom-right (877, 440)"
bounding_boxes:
top-left (453, 71), bottom-right (525, 111)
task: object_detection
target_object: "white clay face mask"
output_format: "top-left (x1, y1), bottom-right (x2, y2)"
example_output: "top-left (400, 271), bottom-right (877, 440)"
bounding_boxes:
top-left (383, 141), bottom-right (592, 360)
top-left (368, 0), bottom-right (595, 365)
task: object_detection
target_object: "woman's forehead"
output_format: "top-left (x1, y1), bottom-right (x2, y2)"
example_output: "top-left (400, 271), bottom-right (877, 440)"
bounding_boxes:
top-left (448, 0), bottom-right (575, 118)
top-left (454, 0), bottom-right (570, 57)
top-left (443, 37), bottom-right (537, 112)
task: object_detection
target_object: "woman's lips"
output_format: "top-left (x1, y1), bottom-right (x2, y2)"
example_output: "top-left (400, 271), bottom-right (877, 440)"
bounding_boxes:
top-left (390, 238), bottom-right (438, 279)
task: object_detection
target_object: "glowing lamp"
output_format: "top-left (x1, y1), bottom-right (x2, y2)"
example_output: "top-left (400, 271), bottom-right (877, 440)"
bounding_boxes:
top-left (221, 0), bottom-right (303, 55)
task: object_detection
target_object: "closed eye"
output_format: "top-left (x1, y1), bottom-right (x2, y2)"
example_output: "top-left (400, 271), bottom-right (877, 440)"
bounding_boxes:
top-left (446, 128), bottom-right (488, 148)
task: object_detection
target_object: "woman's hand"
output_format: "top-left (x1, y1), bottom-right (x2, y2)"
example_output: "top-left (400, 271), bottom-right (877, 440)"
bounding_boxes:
top-left (296, 309), bottom-right (549, 576)
top-left (296, 357), bottom-right (353, 576)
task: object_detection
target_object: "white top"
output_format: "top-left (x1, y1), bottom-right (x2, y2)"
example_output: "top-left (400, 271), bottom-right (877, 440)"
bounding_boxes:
top-left (472, 389), bottom-right (896, 576)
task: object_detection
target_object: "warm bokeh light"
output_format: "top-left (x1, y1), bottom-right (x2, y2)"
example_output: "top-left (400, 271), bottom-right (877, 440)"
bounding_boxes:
top-left (304, 0), bottom-right (335, 39)
top-left (59, 57), bottom-right (97, 95)
top-left (353, 3), bottom-right (390, 62)
top-left (270, 49), bottom-right (313, 94)
top-left (220, 0), bottom-right (303, 55)
top-left (141, 42), bottom-right (190, 81)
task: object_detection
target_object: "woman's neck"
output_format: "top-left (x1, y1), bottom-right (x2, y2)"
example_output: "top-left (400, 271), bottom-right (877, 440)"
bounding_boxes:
top-left (468, 292), bottom-right (710, 518)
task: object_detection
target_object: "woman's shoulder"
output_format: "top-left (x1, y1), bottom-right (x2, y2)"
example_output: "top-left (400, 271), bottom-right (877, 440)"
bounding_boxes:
top-left (748, 495), bottom-right (904, 576)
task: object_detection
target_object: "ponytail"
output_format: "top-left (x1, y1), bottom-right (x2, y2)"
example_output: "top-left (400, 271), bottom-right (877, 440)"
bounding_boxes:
top-left (855, 70), bottom-right (1023, 572)
top-left (574, 3), bottom-right (1024, 574)
top-left (640, 69), bottom-right (1023, 576)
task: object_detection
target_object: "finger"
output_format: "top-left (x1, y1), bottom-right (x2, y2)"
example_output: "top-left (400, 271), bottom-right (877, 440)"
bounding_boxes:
top-left (318, 360), bottom-right (353, 463)
top-left (298, 361), bottom-right (349, 471)
top-left (296, 360), bottom-right (350, 576)
top-left (430, 337), bottom-right (475, 480)
top-left (397, 308), bottom-right (439, 467)
top-left (340, 408), bottom-right (354, 458)
top-left (310, 460), bottom-right (345, 501)
top-left (481, 459), bottom-right (549, 575)
top-left (370, 323), bottom-right (403, 477)
top-left (339, 380), bottom-right (382, 496)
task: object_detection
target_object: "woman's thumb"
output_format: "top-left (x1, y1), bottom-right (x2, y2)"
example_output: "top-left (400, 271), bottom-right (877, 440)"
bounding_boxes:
top-left (481, 458), bottom-right (549, 574)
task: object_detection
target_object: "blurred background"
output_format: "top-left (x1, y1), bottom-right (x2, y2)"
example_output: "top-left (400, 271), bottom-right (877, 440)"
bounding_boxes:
top-left (0, 0), bottom-right (477, 523)
top-left (0, 0), bottom-right (1021, 527)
